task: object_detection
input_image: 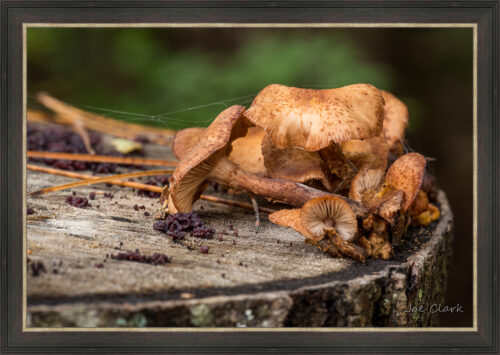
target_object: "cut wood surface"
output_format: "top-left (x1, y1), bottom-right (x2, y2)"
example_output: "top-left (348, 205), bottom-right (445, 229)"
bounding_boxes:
top-left (27, 140), bottom-right (454, 328)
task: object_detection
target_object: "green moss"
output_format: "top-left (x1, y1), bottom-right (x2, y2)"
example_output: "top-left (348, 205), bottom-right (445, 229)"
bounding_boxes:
top-left (190, 304), bottom-right (213, 327)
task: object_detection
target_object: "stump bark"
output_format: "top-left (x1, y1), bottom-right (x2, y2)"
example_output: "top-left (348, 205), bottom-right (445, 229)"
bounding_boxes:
top-left (26, 139), bottom-right (453, 328)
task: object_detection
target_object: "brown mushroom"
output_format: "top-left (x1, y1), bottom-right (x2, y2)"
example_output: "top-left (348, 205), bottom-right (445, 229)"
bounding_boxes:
top-left (261, 134), bottom-right (334, 191)
top-left (349, 165), bottom-right (385, 203)
top-left (350, 152), bottom-right (426, 224)
top-left (384, 152), bottom-right (427, 212)
top-left (268, 197), bottom-right (365, 260)
top-left (412, 203), bottom-right (440, 226)
top-left (300, 196), bottom-right (358, 242)
top-left (409, 189), bottom-right (441, 227)
top-left (245, 83), bottom-right (385, 151)
top-left (269, 209), bottom-right (342, 257)
top-left (171, 127), bottom-right (205, 160)
top-left (172, 126), bottom-right (267, 177)
top-left (269, 209), bottom-right (316, 240)
top-left (300, 196), bottom-right (367, 262)
top-left (244, 83), bottom-right (385, 180)
top-left (381, 90), bottom-right (409, 154)
top-left (169, 105), bottom-right (368, 214)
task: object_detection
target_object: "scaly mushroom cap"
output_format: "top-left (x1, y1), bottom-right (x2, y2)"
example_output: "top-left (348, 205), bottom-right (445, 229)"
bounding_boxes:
top-left (269, 209), bottom-right (315, 240)
top-left (349, 165), bottom-right (385, 203)
top-left (384, 152), bottom-right (426, 212)
top-left (381, 90), bottom-right (409, 150)
top-left (261, 134), bottom-right (333, 191)
top-left (228, 127), bottom-right (267, 176)
top-left (169, 105), bottom-right (247, 212)
top-left (341, 134), bottom-right (389, 169)
top-left (300, 196), bottom-right (358, 242)
top-left (244, 83), bottom-right (385, 151)
top-left (171, 127), bottom-right (205, 160)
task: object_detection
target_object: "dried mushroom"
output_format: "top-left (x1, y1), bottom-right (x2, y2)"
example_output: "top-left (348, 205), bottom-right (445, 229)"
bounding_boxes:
top-left (166, 83), bottom-right (440, 263)
top-left (169, 105), bottom-right (363, 213)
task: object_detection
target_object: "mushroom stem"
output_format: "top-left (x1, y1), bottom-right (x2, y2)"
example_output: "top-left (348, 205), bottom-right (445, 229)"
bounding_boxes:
top-left (324, 228), bottom-right (368, 262)
top-left (209, 158), bottom-right (367, 216)
top-left (319, 144), bottom-right (358, 180)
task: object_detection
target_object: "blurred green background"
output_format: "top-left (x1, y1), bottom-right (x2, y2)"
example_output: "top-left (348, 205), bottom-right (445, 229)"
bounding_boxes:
top-left (27, 27), bottom-right (473, 327)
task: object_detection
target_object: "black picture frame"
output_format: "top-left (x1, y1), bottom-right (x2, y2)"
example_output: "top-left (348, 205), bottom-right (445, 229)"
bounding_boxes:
top-left (1, 1), bottom-right (498, 353)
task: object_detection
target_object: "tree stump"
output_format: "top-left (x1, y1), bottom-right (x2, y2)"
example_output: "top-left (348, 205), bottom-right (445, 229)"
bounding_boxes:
top-left (26, 141), bottom-right (453, 328)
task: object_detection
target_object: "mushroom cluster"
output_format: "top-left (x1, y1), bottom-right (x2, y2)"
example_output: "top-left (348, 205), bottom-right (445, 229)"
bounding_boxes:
top-left (166, 83), bottom-right (440, 262)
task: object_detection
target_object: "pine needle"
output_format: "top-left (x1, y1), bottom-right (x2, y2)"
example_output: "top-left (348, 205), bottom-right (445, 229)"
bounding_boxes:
top-left (28, 166), bottom-right (173, 196)
top-left (28, 151), bottom-right (178, 167)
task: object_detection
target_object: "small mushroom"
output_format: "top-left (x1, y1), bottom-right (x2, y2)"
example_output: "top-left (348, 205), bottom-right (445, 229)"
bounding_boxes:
top-left (299, 196), bottom-right (367, 262)
top-left (269, 209), bottom-right (316, 240)
top-left (384, 152), bottom-right (427, 212)
top-left (244, 84), bottom-right (385, 180)
top-left (412, 203), bottom-right (440, 226)
top-left (269, 208), bottom-right (341, 258)
top-left (348, 152), bottom-right (426, 230)
top-left (349, 165), bottom-right (404, 224)
top-left (349, 165), bottom-right (385, 203)
top-left (300, 196), bottom-right (358, 242)
top-left (261, 134), bottom-right (334, 191)
top-left (381, 90), bottom-right (409, 155)
top-left (169, 105), bottom-right (366, 213)
top-left (350, 153), bottom-right (427, 224)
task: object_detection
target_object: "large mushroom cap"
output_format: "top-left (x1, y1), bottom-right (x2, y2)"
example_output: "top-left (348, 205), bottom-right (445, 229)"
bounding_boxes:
top-left (261, 134), bottom-right (333, 191)
top-left (244, 83), bottom-right (385, 151)
top-left (384, 152), bottom-right (426, 212)
top-left (169, 105), bottom-right (247, 212)
top-left (171, 127), bottom-right (205, 160)
top-left (300, 196), bottom-right (358, 242)
top-left (381, 90), bottom-right (409, 150)
top-left (228, 127), bottom-right (267, 176)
